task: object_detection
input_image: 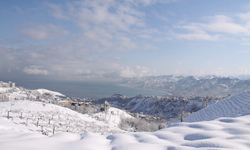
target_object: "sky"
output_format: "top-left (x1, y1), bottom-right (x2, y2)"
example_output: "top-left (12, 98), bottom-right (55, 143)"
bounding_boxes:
top-left (1, 0), bottom-right (250, 81)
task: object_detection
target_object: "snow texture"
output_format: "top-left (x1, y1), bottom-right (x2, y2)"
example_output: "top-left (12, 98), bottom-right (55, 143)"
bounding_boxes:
top-left (1, 90), bottom-right (250, 149)
top-left (184, 90), bottom-right (250, 122)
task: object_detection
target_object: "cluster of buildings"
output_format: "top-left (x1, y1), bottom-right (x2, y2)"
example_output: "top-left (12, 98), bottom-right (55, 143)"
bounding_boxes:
top-left (0, 81), bottom-right (15, 88)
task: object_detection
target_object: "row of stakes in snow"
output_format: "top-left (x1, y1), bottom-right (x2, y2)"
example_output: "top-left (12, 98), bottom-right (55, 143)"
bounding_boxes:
top-left (7, 110), bottom-right (56, 135)
top-left (3, 106), bottom-right (121, 136)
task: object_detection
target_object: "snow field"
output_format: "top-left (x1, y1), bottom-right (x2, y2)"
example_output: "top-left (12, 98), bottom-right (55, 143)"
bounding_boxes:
top-left (0, 100), bottom-right (125, 136)
top-left (184, 90), bottom-right (250, 122)
top-left (1, 113), bottom-right (250, 149)
top-left (0, 87), bottom-right (65, 101)
top-left (2, 90), bottom-right (250, 149)
top-left (93, 107), bottom-right (133, 127)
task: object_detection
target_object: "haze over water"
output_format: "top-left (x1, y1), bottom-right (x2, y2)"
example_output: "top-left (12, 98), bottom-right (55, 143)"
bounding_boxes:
top-left (13, 80), bottom-right (165, 99)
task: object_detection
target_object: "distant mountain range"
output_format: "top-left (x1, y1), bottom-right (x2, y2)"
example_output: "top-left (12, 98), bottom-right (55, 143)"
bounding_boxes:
top-left (121, 75), bottom-right (250, 97)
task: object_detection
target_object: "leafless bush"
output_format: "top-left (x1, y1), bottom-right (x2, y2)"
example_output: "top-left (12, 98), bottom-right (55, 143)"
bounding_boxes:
top-left (119, 117), bottom-right (167, 132)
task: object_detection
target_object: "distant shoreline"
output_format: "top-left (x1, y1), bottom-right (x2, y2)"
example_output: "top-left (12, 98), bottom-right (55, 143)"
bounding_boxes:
top-left (119, 84), bottom-right (170, 95)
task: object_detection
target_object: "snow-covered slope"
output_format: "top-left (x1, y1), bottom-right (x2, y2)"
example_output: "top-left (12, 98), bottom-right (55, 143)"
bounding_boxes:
top-left (1, 107), bottom-right (250, 149)
top-left (184, 90), bottom-right (250, 122)
top-left (2, 89), bottom-right (250, 149)
top-left (0, 87), bottom-right (66, 102)
top-left (93, 107), bottom-right (133, 127)
top-left (0, 100), bottom-right (124, 135)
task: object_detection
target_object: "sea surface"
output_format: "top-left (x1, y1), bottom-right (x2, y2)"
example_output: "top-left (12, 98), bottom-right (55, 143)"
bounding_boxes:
top-left (13, 80), bottom-right (165, 99)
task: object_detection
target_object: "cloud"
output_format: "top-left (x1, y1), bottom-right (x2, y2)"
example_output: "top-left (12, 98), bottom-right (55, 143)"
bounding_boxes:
top-left (102, 56), bottom-right (121, 60)
top-left (172, 23), bottom-right (221, 41)
top-left (143, 44), bottom-right (158, 50)
top-left (237, 12), bottom-right (250, 21)
top-left (136, 0), bottom-right (178, 5)
top-left (237, 67), bottom-right (249, 75)
top-left (212, 68), bottom-right (227, 76)
top-left (173, 32), bottom-right (220, 41)
top-left (203, 15), bottom-right (249, 34)
top-left (23, 67), bottom-right (50, 75)
top-left (172, 14), bottom-right (250, 41)
top-left (47, 1), bottom-right (145, 31)
top-left (0, 0), bottom-right (178, 81)
top-left (137, 34), bottom-right (151, 39)
top-left (120, 65), bottom-right (150, 78)
top-left (152, 11), bottom-right (168, 21)
top-left (20, 24), bottom-right (69, 40)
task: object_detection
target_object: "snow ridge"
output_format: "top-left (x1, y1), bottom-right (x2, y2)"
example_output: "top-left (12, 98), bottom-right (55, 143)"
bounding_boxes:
top-left (185, 90), bottom-right (250, 122)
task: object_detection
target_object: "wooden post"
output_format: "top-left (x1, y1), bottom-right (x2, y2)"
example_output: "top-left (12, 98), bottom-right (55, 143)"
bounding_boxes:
top-left (25, 118), bottom-right (28, 126)
top-left (21, 112), bottom-right (23, 119)
top-left (53, 126), bottom-right (55, 135)
top-left (7, 111), bottom-right (9, 119)
top-left (37, 119), bottom-right (39, 127)
top-left (52, 114), bottom-right (53, 119)
top-left (49, 119), bottom-right (50, 124)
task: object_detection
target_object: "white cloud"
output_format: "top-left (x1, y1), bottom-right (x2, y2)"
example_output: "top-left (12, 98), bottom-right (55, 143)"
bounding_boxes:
top-left (136, 0), bottom-right (178, 5)
top-left (173, 32), bottom-right (220, 41)
top-left (152, 11), bottom-right (168, 21)
top-left (143, 44), bottom-right (157, 50)
top-left (120, 66), bottom-right (137, 78)
top-left (172, 15), bottom-right (250, 41)
top-left (237, 67), bottom-right (249, 75)
top-left (47, 1), bottom-right (145, 32)
top-left (23, 67), bottom-right (49, 75)
top-left (238, 12), bottom-right (250, 21)
top-left (212, 68), bottom-right (226, 76)
top-left (120, 65), bottom-right (150, 78)
top-left (20, 24), bottom-right (69, 40)
top-left (203, 15), bottom-right (249, 34)
top-left (137, 34), bottom-right (151, 39)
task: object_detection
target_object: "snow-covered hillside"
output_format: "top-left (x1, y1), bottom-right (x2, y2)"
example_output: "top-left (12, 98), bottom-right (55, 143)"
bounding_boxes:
top-left (184, 90), bottom-right (250, 122)
top-left (95, 95), bottom-right (219, 121)
top-left (122, 75), bottom-right (250, 97)
top-left (93, 107), bottom-right (133, 127)
top-left (0, 100), bottom-right (125, 135)
top-left (2, 90), bottom-right (250, 149)
top-left (0, 87), bottom-right (67, 102)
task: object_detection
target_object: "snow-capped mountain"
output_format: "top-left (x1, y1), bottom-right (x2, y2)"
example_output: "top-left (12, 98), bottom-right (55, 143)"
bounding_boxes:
top-left (122, 75), bottom-right (250, 97)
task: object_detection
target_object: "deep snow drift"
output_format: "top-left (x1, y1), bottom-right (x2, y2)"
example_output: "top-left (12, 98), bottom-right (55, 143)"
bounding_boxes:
top-left (1, 90), bottom-right (250, 149)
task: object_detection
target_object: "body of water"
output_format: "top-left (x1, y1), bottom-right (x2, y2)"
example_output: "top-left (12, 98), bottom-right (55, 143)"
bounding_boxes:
top-left (13, 80), bottom-right (165, 99)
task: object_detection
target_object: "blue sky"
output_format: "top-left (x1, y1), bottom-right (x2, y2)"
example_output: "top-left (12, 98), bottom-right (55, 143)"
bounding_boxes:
top-left (1, 0), bottom-right (250, 81)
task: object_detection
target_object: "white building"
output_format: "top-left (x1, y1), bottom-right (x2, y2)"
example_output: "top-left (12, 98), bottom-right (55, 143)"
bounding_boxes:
top-left (0, 81), bottom-right (15, 88)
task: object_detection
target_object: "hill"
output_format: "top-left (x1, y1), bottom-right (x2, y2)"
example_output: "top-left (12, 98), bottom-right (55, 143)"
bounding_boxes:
top-left (1, 90), bottom-right (250, 149)
top-left (184, 90), bottom-right (250, 122)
